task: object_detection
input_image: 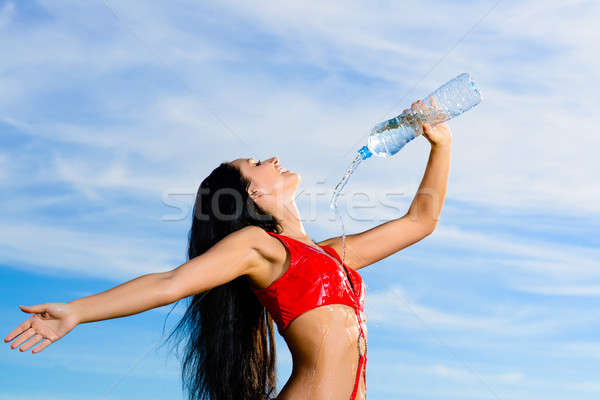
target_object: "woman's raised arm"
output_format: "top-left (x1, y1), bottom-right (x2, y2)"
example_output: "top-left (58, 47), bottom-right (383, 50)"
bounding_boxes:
top-left (318, 99), bottom-right (452, 271)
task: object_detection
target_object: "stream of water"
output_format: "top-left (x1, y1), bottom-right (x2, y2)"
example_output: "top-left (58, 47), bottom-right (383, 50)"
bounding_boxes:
top-left (328, 153), bottom-right (364, 267)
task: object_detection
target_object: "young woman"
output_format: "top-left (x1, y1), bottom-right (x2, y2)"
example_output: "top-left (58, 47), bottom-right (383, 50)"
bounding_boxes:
top-left (4, 100), bottom-right (451, 400)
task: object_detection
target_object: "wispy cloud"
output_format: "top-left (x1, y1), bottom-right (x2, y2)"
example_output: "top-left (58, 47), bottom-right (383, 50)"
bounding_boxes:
top-left (512, 285), bottom-right (600, 296)
top-left (0, 221), bottom-right (183, 280)
top-left (365, 285), bottom-right (597, 336)
top-left (0, 0), bottom-right (597, 216)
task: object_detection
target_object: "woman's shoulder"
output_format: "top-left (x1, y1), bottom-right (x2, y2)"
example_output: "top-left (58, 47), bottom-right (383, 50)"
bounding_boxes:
top-left (241, 227), bottom-right (286, 263)
top-left (241, 227), bottom-right (288, 288)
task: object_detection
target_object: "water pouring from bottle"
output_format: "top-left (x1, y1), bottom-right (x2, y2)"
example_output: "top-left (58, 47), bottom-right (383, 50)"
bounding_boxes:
top-left (329, 72), bottom-right (483, 267)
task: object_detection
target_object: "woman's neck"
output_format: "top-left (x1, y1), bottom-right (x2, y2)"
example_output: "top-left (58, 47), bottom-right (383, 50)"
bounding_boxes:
top-left (273, 201), bottom-right (314, 244)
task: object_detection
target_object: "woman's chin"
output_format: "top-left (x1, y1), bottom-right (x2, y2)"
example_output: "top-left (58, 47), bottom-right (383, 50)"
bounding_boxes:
top-left (284, 172), bottom-right (301, 189)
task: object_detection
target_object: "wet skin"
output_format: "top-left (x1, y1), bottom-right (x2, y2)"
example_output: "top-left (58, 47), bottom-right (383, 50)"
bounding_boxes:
top-left (231, 157), bottom-right (366, 399)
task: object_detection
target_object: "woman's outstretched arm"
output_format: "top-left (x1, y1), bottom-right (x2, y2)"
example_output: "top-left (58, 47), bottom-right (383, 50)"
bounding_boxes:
top-left (318, 98), bottom-right (452, 271)
top-left (71, 225), bottom-right (266, 322)
top-left (68, 272), bottom-right (173, 324)
top-left (3, 271), bottom-right (174, 354)
top-left (165, 225), bottom-right (268, 301)
top-left (4, 225), bottom-right (267, 353)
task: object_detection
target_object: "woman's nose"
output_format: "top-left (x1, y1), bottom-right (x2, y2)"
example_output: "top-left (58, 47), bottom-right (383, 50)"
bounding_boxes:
top-left (268, 157), bottom-right (279, 165)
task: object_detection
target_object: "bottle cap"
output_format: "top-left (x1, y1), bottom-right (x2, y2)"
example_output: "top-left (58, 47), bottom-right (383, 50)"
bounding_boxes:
top-left (358, 145), bottom-right (372, 160)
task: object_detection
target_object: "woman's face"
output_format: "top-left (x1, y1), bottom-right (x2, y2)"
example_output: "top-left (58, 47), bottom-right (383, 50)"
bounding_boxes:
top-left (230, 156), bottom-right (301, 208)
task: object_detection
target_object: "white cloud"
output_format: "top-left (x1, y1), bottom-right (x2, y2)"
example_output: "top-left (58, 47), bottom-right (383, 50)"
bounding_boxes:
top-left (428, 224), bottom-right (600, 279)
top-left (557, 341), bottom-right (600, 359)
top-left (430, 363), bottom-right (524, 385)
top-left (513, 285), bottom-right (600, 296)
top-left (0, 221), bottom-right (183, 280)
top-left (1, 0), bottom-right (597, 219)
top-left (365, 285), bottom-right (597, 336)
top-left (562, 381), bottom-right (600, 393)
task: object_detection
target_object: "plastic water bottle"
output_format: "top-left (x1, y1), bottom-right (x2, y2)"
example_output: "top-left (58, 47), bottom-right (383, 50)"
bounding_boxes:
top-left (357, 72), bottom-right (482, 160)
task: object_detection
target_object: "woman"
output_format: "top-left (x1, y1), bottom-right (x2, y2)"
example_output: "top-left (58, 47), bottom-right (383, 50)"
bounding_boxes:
top-left (4, 99), bottom-right (452, 400)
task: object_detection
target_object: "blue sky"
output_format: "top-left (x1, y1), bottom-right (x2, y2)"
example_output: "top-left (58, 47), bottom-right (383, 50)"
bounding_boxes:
top-left (1, 0), bottom-right (599, 399)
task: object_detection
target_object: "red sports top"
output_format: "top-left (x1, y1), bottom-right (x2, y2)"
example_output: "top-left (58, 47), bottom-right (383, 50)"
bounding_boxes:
top-left (250, 231), bottom-right (368, 399)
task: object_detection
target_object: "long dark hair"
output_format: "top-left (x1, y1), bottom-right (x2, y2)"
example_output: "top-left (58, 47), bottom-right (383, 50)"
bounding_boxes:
top-left (162, 162), bottom-right (282, 400)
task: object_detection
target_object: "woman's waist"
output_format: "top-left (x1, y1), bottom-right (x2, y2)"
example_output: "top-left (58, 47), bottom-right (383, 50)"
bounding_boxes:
top-left (281, 354), bottom-right (366, 400)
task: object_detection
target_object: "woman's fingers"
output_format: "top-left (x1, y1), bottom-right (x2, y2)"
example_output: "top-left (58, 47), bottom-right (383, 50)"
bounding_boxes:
top-left (9, 327), bottom-right (35, 350)
top-left (31, 338), bottom-right (53, 354)
top-left (4, 318), bottom-right (32, 343)
top-left (8, 324), bottom-right (55, 353)
top-left (410, 100), bottom-right (428, 114)
top-left (18, 333), bottom-right (45, 352)
top-left (19, 304), bottom-right (46, 314)
top-left (5, 302), bottom-right (71, 354)
top-left (417, 100), bottom-right (428, 111)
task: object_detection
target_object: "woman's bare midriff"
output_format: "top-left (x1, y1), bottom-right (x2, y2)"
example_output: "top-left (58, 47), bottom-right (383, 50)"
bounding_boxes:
top-left (250, 233), bottom-right (367, 400)
top-left (275, 305), bottom-right (366, 400)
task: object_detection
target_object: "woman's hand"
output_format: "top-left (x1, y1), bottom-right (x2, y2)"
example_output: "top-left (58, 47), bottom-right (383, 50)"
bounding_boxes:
top-left (3, 302), bottom-right (80, 354)
top-left (403, 97), bottom-right (453, 148)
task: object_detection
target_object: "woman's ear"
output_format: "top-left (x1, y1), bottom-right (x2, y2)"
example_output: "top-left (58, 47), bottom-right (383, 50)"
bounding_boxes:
top-left (249, 188), bottom-right (263, 200)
